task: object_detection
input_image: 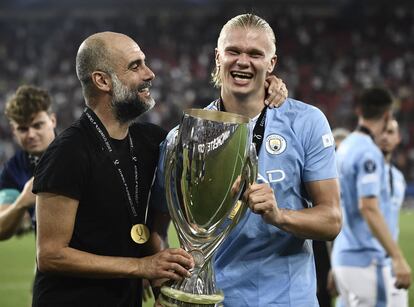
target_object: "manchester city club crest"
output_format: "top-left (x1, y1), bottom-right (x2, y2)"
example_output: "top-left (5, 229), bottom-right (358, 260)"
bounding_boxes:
top-left (265, 134), bottom-right (287, 155)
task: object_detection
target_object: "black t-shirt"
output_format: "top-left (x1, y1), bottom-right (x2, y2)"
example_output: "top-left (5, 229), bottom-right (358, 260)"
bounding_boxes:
top-left (32, 113), bottom-right (166, 307)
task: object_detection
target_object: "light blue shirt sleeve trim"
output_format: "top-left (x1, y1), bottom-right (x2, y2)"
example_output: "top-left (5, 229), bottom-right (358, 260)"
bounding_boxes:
top-left (0, 189), bottom-right (20, 205)
top-left (152, 127), bottom-right (179, 213)
top-left (302, 108), bottom-right (338, 182)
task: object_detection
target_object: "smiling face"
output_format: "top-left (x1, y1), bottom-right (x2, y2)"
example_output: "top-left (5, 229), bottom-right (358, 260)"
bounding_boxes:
top-left (215, 26), bottom-right (276, 100)
top-left (108, 35), bottom-right (156, 123)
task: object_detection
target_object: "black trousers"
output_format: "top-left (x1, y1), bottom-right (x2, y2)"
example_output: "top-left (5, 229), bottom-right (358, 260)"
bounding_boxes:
top-left (313, 240), bottom-right (332, 307)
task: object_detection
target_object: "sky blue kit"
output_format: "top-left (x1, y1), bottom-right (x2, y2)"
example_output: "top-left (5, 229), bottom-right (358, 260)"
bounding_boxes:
top-left (385, 164), bottom-right (406, 241)
top-left (332, 132), bottom-right (390, 268)
top-left (172, 98), bottom-right (338, 306)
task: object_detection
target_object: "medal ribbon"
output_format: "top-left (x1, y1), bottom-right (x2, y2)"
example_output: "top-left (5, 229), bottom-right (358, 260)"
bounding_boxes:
top-left (83, 107), bottom-right (145, 225)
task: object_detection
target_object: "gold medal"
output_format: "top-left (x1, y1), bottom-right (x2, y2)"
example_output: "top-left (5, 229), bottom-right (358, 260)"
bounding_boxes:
top-left (130, 224), bottom-right (150, 244)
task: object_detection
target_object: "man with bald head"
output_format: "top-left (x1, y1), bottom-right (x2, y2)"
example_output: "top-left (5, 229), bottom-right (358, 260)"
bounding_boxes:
top-left (32, 32), bottom-right (194, 307)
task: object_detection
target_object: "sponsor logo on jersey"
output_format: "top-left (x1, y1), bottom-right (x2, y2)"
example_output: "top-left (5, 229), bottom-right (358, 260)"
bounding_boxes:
top-left (322, 133), bottom-right (334, 148)
top-left (265, 134), bottom-right (286, 155)
top-left (258, 169), bottom-right (286, 183)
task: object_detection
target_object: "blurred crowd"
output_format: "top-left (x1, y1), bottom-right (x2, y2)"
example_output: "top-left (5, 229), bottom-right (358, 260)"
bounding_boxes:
top-left (0, 2), bottom-right (413, 194)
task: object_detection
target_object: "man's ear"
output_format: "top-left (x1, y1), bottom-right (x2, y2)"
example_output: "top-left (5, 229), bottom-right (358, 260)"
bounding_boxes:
top-left (91, 71), bottom-right (112, 93)
top-left (215, 48), bottom-right (220, 67)
top-left (267, 55), bottom-right (277, 74)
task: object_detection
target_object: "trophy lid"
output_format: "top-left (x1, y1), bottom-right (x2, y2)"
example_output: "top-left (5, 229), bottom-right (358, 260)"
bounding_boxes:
top-left (184, 108), bottom-right (250, 124)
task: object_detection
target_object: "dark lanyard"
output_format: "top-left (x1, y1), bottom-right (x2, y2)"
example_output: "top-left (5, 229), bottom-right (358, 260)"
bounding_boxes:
top-left (215, 98), bottom-right (267, 154)
top-left (389, 164), bottom-right (394, 197)
top-left (28, 154), bottom-right (40, 173)
top-left (83, 108), bottom-right (143, 224)
top-left (356, 125), bottom-right (374, 141)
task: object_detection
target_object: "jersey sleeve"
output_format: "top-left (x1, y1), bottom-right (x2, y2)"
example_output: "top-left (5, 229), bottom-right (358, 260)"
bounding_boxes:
top-left (355, 150), bottom-right (383, 198)
top-left (151, 128), bottom-right (179, 214)
top-left (33, 131), bottom-right (89, 201)
top-left (302, 107), bottom-right (338, 182)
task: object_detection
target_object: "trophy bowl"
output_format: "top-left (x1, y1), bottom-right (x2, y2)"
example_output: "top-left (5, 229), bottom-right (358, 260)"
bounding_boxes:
top-left (159, 109), bottom-right (257, 307)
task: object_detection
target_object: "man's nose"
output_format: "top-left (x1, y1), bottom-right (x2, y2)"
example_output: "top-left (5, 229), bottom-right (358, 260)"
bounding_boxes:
top-left (143, 65), bottom-right (155, 81)
top-left (236, 53), bottom-right (249, 67)
top-left (26, 127), bottom-right (37, 138)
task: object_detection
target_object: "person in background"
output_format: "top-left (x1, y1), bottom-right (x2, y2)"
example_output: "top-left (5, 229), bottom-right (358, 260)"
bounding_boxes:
top-left (314, 127), bottom-right (350, 307)
top-left (0, 85), bottom-right (56, 240)
top-left (332, 87), bottom-right (411, 307)
top-left (332, 128), bottom-right (350, 150)
top-left (378, 118), bottom-right (410, 307)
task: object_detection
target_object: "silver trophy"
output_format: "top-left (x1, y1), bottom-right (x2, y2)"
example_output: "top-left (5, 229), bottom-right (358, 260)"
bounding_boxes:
top-left (160, 109), bottom-right (258, 307)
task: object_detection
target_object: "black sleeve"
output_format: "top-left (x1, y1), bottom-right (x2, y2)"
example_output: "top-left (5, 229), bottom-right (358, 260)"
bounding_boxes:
top-left (33, 128), bottom-right (89, 201)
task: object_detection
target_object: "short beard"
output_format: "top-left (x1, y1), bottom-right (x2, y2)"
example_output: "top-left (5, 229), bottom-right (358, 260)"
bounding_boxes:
top-left (381, 149), bottom-right (390, 156)
top-left (110, 74), bottom-right (155, 125)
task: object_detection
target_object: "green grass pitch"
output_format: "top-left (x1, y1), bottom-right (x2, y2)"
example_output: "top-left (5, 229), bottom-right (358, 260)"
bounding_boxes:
top-left (1, 211), bottom-right (412, 307)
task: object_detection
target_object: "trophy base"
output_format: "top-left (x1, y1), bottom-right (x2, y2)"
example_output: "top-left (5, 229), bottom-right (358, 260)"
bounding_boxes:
top-left (159, 286), bottom-right (224, 307)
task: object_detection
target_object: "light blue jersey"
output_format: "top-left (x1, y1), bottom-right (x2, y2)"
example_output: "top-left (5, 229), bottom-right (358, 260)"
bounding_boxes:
top-left (332, 132), bottom-right (390, 268)
top-left (203, 99), bottom-right (337, 306)
top-left (385, 164), bottom-right (406, 242)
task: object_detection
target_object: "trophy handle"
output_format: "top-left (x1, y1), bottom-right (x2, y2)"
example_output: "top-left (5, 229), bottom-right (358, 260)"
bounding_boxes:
top-left (164, 131), bottom-right (193, 252)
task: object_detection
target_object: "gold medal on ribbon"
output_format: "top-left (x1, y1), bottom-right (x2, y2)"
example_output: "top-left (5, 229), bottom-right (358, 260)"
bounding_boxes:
top-left (130, 224), bottom-right (150, 244)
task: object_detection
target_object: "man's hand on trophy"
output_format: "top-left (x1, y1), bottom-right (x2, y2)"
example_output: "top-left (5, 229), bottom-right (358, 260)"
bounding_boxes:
top-left (244, 183), bottom-right (281, 226)
top-left (264, 75), bottom-right (288, 108)
top-left (141, 248), bottom-right (194, 281)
